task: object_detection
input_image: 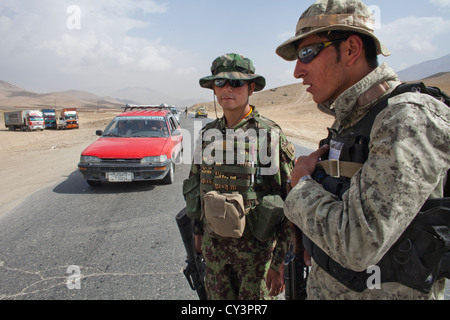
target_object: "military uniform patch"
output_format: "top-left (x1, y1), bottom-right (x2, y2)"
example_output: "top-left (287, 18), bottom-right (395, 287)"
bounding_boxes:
top-left (282, 141), bottom-right (296, 161)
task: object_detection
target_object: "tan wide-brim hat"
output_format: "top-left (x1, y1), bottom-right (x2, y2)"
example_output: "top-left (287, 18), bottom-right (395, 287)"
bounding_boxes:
top-left (276, 0), bottom-right (391, 61)
top-left (200, 53), bottom-right (266, 92)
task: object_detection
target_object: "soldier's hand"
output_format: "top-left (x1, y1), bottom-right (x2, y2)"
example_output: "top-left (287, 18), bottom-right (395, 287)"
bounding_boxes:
top-left (266, 264), bottom-right (285, 296)
top-left (194, 235), bottom-right (203, 254)
top-left (291, 144), bottom-right (329, 188)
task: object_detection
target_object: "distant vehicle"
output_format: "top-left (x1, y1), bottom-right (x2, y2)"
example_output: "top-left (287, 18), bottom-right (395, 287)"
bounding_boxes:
top-left (78, 106), bottom-right (183, 186)
top-left (126, 103), bottom-right (181, 123)
top-left (169, 106), bottom-right (180, 122)
top-left (56, 117), bottom-right (66, 130)
top-left (4, 110), bottom-right (45, 131)
top-left (60, 108), bottom-right (79, 129)
top-left (41, 109), bottom-right (57, 129)
top-left (195, 106), bottom-right (207, 118)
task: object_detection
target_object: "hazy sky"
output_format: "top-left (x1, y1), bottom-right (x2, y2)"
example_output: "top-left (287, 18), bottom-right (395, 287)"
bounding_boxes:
top-left (1, 0), bottom-right (449, 102)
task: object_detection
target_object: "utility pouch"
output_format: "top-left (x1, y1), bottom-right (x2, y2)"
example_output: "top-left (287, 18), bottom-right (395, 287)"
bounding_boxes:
top-left (182, 175), bottom-right (201, 220)
top-left (248, 194), bottom-right (285, 242)
top-left (388, 198), bottom-right (450, 292)
top-left (203, 191), bottom-right (246, 239)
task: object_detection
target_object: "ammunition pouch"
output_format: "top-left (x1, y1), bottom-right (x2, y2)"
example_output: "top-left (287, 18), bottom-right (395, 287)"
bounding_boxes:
top-left (378, 198), bottom-right (450, 293)
top-left (247, 195), bottom-right (285, 242)
top-left (183, 175), bottom-right (201, 220)
top-left (203, 191), bottom-right (246, 239)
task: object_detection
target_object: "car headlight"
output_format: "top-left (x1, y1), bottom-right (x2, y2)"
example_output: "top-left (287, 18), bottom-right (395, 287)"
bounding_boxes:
top-left (80, 155), bottom-right (101, 163)
top-left (141, 155), bottom-right (168, 164)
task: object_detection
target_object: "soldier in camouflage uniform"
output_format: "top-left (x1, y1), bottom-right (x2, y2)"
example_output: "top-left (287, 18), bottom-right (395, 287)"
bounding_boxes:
top-left (277, 0), bottom-right (450, 299)
top-left (183, 53), bottom-right (295, 299)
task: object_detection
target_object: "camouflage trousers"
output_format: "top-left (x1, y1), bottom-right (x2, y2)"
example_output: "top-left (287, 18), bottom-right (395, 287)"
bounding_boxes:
top-left (202, 232), bottom-right (276, 300)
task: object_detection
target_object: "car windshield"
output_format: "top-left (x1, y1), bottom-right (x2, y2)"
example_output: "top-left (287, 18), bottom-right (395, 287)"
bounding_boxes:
top-left (102, 116), bottom-right (170, 138)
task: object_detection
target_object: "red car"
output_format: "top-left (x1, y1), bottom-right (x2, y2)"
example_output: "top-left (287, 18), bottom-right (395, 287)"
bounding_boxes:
top-left (78, 106), bottom-right (182, 186)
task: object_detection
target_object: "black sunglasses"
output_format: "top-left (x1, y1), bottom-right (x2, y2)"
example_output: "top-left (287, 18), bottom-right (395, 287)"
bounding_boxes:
top-left (297, 38), bottom-right (347, 64)
top-left (213, 79), bottom-right (246, 88)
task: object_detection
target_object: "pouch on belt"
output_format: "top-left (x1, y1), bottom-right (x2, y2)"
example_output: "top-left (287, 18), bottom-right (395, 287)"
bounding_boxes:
top-left (247, 194), bottom-right (285, 242)
top-left (203, 191), bottom-right (246, 239)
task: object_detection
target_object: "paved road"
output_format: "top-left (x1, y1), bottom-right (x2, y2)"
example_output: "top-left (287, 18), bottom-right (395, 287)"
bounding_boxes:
top-left (0, 116), bottom-right (447, 300)
top-left (0, 117), bottom-right (200, 300)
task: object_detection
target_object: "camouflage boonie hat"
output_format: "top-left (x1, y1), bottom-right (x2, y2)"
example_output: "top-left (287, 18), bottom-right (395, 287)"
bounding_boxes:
top-left (276, 0), bottom-right (390, 61)
top-left (200, 53), bottom-right (266, 92)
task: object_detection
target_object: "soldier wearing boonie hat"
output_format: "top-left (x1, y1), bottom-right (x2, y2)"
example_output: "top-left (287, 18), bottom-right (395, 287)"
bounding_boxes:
top-left (276, 0), bottom-right (390, 61)
top-left (183, 53), bottom-right (295, 299)
top-left (199, 53), bottom-right (266, 92)
top-left (279, 0), bottom-right (450, 300)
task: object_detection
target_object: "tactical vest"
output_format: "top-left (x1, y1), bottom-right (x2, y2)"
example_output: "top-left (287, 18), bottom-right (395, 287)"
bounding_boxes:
top-left (197, 112), bottom-right (287, 241)
top-left (199, 114), bottom-right (274, 205)
top-left (305, 83), bottom-right (450, 293)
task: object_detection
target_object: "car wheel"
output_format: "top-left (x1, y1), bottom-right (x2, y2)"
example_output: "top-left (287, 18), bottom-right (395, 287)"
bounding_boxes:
top-left (87, 180), bottom-right (101, 186)
top-left (163, 162), bottom-right (174, 184)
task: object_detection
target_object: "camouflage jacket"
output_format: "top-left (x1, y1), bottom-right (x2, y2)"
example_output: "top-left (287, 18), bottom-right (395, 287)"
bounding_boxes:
top-left (188, 107), bottom-right (295, 270)
top-left (284, 63), bottom-right (450, 299)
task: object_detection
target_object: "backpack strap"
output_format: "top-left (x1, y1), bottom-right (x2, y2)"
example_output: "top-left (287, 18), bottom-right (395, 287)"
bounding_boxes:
top-left (390, 82), bottom-right (450, 107)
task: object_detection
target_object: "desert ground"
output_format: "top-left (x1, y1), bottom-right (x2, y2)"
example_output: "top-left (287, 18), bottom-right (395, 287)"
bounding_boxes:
top-left (1, 71), bottom-right (449, 216)
top-left (0, 110), bottom-right (119, 215)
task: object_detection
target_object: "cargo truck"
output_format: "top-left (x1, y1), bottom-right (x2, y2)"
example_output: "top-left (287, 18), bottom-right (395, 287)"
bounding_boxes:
top-left (61, 108), bottom-right (79, 129)
top-left (56, 117), bottom-right (66, 130)
top-left (41, 109), bottom-right (57, 129)
top-left (4, 110), bottom-right (45, 131)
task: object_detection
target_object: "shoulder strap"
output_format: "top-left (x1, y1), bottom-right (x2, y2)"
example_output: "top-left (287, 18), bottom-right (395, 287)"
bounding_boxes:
top-left (390, 82), bottom-right (450, 107)
top-left (252, 112), bottom-right (273, 131)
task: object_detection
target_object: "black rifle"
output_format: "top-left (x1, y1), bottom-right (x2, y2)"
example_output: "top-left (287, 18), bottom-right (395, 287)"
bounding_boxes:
top-left (283, 181), bottom-right (308, 300)
top-left (176, 208), bottom-right (207, 300)
top-left (284, 223), bottom-right (308, 300)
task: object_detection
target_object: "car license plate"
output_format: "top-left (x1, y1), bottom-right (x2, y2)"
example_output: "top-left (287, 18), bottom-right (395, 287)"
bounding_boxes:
top-left (106, 172), bottom-right (134, 182)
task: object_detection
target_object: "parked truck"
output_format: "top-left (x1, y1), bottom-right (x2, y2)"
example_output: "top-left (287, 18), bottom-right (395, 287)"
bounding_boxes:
top-left (4, 110), bottom-right (45, 131)
top-left (56, 116), bottom-right (66, 130)
top-left (41, 109), bottom-right (57, 129)
top-left (60, 108), bottom-right (79, 129)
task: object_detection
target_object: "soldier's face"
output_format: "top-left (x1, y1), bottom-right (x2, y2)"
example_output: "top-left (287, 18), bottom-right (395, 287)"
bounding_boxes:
top-left (293, 34), bottom-right (349, 104)
top-left (214, 81), bottom-right (255, 112)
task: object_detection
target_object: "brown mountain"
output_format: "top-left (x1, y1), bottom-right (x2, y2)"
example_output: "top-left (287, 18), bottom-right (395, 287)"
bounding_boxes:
top-left (0, 80), bottom-right (124, 111)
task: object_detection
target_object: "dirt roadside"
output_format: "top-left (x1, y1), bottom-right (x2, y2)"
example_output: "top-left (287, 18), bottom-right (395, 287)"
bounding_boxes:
top-left (0, 111), bottom-right (119, 216)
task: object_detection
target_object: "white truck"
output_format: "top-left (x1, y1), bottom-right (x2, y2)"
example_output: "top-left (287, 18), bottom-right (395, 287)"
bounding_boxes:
top-left (4, 110), bottom-right (45, 131)
top-left (56, 116), bottom-right (66, 130)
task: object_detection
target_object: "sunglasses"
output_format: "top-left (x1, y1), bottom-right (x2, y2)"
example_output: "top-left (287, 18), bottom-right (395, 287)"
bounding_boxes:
top-left (297, 38), bottom-right (347, 64)
top-left (213, 79), bottom-right (246, 88)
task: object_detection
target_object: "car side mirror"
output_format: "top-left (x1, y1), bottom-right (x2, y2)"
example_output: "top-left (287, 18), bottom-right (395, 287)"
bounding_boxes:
top-left (172, 129), bottom-right (181, 136)
top-left (96, 130), bottom-right (103, 136)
